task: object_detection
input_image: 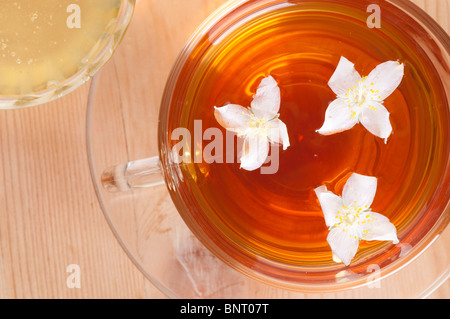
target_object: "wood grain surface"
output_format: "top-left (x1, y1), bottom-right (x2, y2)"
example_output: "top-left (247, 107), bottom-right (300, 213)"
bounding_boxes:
top-left (0, 0), bottom-right (448, 299)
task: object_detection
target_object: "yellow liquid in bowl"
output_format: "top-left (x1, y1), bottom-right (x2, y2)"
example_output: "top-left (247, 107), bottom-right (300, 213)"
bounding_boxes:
top-left (0, 0), bottom-right (121, 97)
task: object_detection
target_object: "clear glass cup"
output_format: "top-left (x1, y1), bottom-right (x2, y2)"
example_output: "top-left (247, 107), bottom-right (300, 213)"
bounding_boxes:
top-left (0, 0), bottom-right (135, 109)
top-left (88, 0), bottom-right (449, 297)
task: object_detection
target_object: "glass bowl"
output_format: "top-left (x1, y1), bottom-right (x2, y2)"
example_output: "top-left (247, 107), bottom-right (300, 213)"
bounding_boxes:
top-left (0, 0), bottom-right (135, 109)
top-left (87, 0), bottom-right (449, 298)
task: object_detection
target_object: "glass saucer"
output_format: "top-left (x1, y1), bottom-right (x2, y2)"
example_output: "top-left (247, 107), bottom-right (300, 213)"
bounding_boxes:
top-left (87, 0), bottom-right (449, 298)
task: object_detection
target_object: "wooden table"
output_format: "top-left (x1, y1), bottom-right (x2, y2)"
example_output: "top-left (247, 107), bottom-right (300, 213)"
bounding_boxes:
top-left (0, 0), bottom-right (448, 299)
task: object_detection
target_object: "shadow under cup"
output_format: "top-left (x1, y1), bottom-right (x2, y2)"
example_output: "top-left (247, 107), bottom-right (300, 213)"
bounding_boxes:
top-left (158, 0), bottom-right (449, 290)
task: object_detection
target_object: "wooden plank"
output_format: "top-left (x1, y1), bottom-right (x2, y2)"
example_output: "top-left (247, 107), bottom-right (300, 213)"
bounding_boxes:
top-left (0, 0), bottom-right (447, 299)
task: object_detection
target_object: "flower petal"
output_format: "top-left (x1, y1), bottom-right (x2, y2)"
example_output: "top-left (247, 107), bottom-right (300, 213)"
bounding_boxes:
top-left (362, 212), bottom-right (399, 244)
top-left (316, 98), bottom-right (359, 135)
top-left (366, 61), bottom-right (404, 100)
top-left (240, 135), bottom-right (270, 171)
top-left (328, 56), bottom-right (362, 97)
top-left (342, 173), bottom-right (377, 208)
top-left (327, 227), bottom-right (360, 266)
top-left (360, 102), bottom-right (393, 142)
top-left (250, 75), bottom-right (281, 118)
top-left (314, 185), bottom-right (328, 195)
top-left (268, 118), bottom-right (290, 150)
top-left (315, 186), bottom-right (344, 228)
top-left (214, 104), bottom-right (251, 133)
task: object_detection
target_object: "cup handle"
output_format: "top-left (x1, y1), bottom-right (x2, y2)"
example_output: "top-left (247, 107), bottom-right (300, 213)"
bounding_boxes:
top-left (101, 156), bottom-right (164, 192)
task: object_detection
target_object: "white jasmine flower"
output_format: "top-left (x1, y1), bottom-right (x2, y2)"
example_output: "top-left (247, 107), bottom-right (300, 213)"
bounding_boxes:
top-left (317, 56), bottom-right (404, 143)
top-left (214, 75), bottom-right (290, 171)
top-left (315, 173), bottom-right (399, 266)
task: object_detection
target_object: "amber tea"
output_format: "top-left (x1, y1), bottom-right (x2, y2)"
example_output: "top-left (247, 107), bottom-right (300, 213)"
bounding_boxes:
top-left (165, 0), bottom-right (449, 284)
top-left (0, 0), bottom-right (122, 103)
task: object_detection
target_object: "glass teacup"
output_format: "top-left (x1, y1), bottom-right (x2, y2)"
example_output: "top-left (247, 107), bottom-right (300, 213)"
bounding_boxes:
top-left (95, 0), bottom-right (449, 295)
